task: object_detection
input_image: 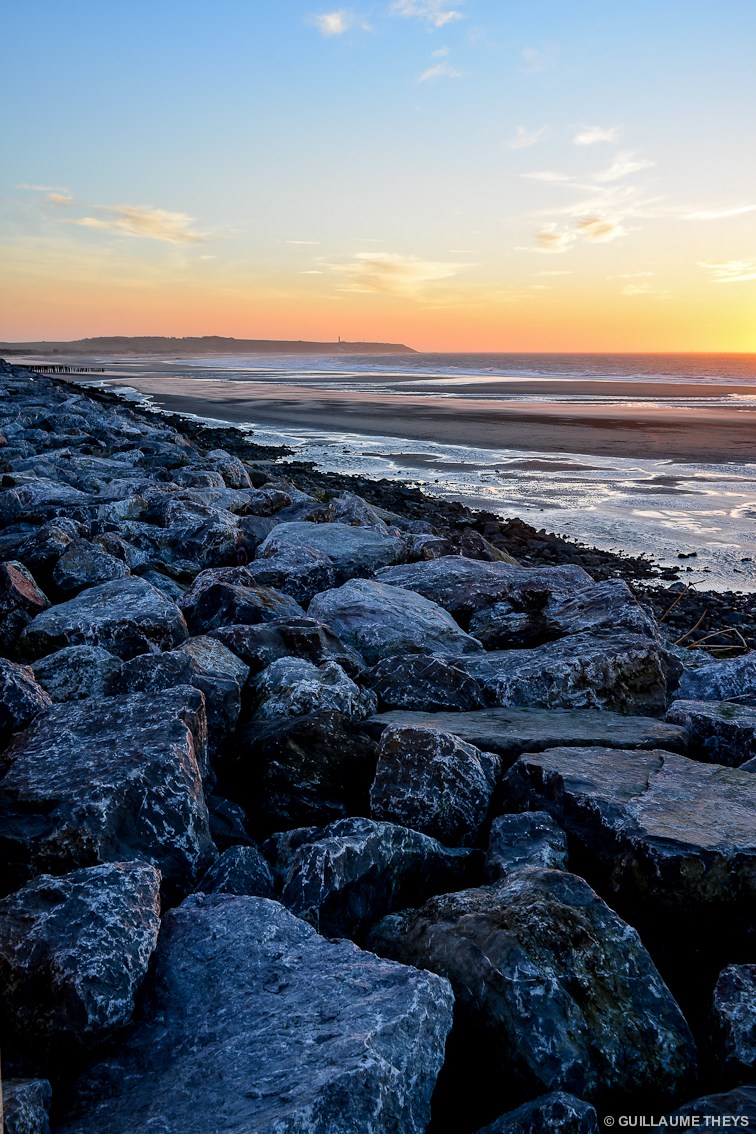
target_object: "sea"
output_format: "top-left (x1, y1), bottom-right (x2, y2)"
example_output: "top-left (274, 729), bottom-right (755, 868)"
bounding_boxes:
top-left (60, 350), bottom-right (756, 593)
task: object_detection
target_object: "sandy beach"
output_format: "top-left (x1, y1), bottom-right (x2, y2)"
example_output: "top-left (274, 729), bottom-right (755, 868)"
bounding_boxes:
top-left (108, 374), bottom-right (756, 465)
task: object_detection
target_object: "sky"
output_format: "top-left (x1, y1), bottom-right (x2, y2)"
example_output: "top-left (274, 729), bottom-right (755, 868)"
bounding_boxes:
top-left (1, 0), bottom-right (755, 352)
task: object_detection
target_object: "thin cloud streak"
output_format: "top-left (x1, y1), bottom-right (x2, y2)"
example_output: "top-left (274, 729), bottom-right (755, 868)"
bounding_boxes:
top-left (573, 125), bottom-right (620, 145)
top-left (391, 0), bottom-right (463, 27)
top-left (699, 260), bottom-right (756, 283)
top-left (506, 126), bottom-right (547, 149)
top-left (418, 60), bottom-right (463, 81)
top-left (70, 207), bottom-right (208, 243)
top-left (325, 251), bottom-right (468, 294)
top-left (593, 153), bottom-right (655, 182)
top-left (685, 205), bottom-right (756, 220)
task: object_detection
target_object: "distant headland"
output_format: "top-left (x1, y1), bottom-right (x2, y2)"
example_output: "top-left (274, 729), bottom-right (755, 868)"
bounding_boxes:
top-left (0, 335), bottom-right (417, 356)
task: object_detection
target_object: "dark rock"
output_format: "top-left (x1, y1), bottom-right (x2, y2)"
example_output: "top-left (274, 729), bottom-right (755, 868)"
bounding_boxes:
top-left (210, 616), bottom-right (365, 677)
top-left (0, 480), bottom-right (95, 526)
top-left (330, 490), bottom-right (392, 532)
top-left (51, 538), bottom-right (129, 594)
top-left (56, 894), bottom-right (453, 1134)
top-left (0, 862), bottom-right (161, 1051)
top-left (472, 1092), bottom-right (599, 1134)
top-left (675, 653), bottom-right (756, 702)
top-left (259, 521), bottom-right (406, 582)
top-left (195, 845), bottom-right (275, 897)
top-left (711, 965), bottom-right (756, 1084)
top-left (364, 706), bottom-right (689, 761)
top-left (30, 645), bottom-right (120, 702)
top-left (280, 816), bottom-right (476, 939)
top-left (18, 576), bottom-right (189, 661)
top-left (261, 825), bottom-right (322, 884)
top-left (485, 812), bottom-right (568, 881)
top-left (241, 486), bottom-right (292, 515)
top-left (217, 710), bottom-right (377, 836)
top-left (245, 538), bottom-right (336, 604)
top-left (4, 520), bottom-right (78, 588)
top-left (666, 700), bottom-right (756, 766)
top-left (455, 630), bottom-right (678, 715)
top-left (2, 1078), bottom-right (52, 1134)
top-left (202, 447), bottom-right (253, 488)
top-left (0, 687), bottom-right (215, 899)
top-left (0, 561), bottom-right (50, 655)
top-left (652, 1084), bottom-right (756, 1130)
top-left (361, 654), bottom-right (486, 712)
top-left (205, 795), bottom-right (255, 851)
top-left (308, 578), bottom-right (484, 665)
top-left (252, 656), bottom-right (377, 721)
top-left (178, 566), bottom-right (305, 635)
top-left (370, 726), bottom-right (500, 846)
top-left (0, 659), bottom-right (52, 744)
top-left (367, 868), bottom-right (696, 1126)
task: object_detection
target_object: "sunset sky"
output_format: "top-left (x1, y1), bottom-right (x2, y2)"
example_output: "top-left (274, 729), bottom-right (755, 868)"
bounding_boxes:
top-left (2, 0), bottom-right (755, 351)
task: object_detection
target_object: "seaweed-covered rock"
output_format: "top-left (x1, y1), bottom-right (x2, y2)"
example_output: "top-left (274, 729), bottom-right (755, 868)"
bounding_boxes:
top-left (361, 654), bottom-right (486, 713)
top-left (711, 965), bottom-right (756, 1084)
top-left (194, 845), bottom-right (275, 898)
top-left (485, 812), bottom-right (568, 882)
top-left (0, 862), bottom-right (161, 1050)
top-left (280, 816), bottom-right (475, 940)
top-left (30, 645), bottom-right (120, 702)
top-left (259, 521), bottom-right (405, 582)
top-left (370, 726), bottom-right (500, 846)
top-left (0, 659), bottom-right (52, 744)
top-left (308, 578), bottom-right (483, 666)
top-left (56, 895), bottom-right (453, 1134)
top-left (18, 576), bottom-right (189, 661)
top-left (253, 656), bottom-right (377, 721)
top-left (0, 686), bottom-right (215, 899)
top-left (665, 700), bottom-right (756, 767)
top-left (2, 1078), bottom-right (52, 1134)
top-left (472, 1092), bottom-right (599, 1134)
top-left (210, 616), bottom-right (365, 677)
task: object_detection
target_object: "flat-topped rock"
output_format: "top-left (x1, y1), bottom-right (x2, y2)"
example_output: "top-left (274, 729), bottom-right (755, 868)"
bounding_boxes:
top-left (665, 699), bottom-right (756, 767)
top-left (210, 616), bottom-right (365, 677)
top-left (259, 521), bottom-right (406, 582)
top-left (365, 706), bottom-right (689, 763)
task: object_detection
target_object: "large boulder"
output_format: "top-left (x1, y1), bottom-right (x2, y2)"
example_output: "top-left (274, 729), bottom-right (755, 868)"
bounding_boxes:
top-left (178, 566), bottom-right (305, 634)
top-left (245, 539), bottom-right (336, 605)
top-left (361, 654), bottom-right (486, 712)
top-left (194, 845), bottom-right (275, 898)
top-left (259, 521), bottom-right (406, 582)
top-left (30, 645), bottom-right (121, 702)
top-left (210, 616), bottom-right (365, 677)
top-left (0, 561), bottom-right (50, 655)
top-left (0, 687), bottom-right (215, 899)
top-left (0, 659), bottom-right (52, 744)
top-left (2, 1078), bottom-right (52, 1134)
top-left (367, 869), bottom-right (696, 1127)
top-left (252, 656), bottom-right (377, 721)
top-left (370, 726), bottom-right (500, 846)
top-left (55, 895), bottom-right (453, 1134)
top-left (454, 630), bottom-right (679, 715)
top-left (0, 862), bottom-right (161, 1051)
top-left (665, 700), bottom-right (756, 767)
top-left (279, 816), bottom-right (476, 940)
top-left (674, 653), bottom-right (756, 702)
top-left (472, 1092), bottom-right (599, 1134)
top-left (501, 745), bottom-right (756, 1010)
top-left (711, 964), bottom-right (756, 1084)
top-left (17, 576), bottom-right (189, 661)
top-left (365, 706), bottom-right (689, 762)
top-left (51, 538), bottom-right (129, 594)
top-left (308, 579), bottom-right (483, 666)
top-left (218, 709), bottom-right (377, 836)
top-left (485, 812), bottom-right (568, 882)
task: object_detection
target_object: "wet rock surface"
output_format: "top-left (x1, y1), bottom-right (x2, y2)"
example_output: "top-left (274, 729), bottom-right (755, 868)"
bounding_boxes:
top-left (252, 655), bottom-right (377, 721)
top-left (485, 812), bottom-right (568, 881)
top-left (472, 1092), bottom-right (599, 1134)
top-left (361, 653), bottom-right (486, 712)
top-left (665, 699), bottom-right (756, 766)
top-left (2, 1078), bottom-right (53, 1134)
top-left (55, 895), bottom-right (453, 1134)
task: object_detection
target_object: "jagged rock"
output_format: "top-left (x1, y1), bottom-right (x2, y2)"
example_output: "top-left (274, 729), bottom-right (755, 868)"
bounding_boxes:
top-left (711, 965), bottom-right (756, 1083)
top-left (468, 579), bottom-right (657, 649)
top-left (136, 567), bottom-right (184, 600)
top-left (259, 521), bottom-right (406, 582)
top-left (666, 700), bottom-right (756, 766)
top-left (0, 862), bottom-right (161, 1050)
top-left (51, 538), bottom-right (129, 594)
top-left (0, 480), bottom-right (95, 526)
top-left (472, 1092), bottom-right (599, 1134)
top-left (370, 726), bottom-right (500, 846)
top-left (454, 630), bottom-right (678, 715)
top-left (170, 466), bottom-right (225, 488)
top-left (0, 561), bottom-right (50, 655)
top-left (195, 845), bottom-right (275, 897)
top-left (653, 1084), bottom-right (756, 1130)
top-left (30, 645), bottom-right (121, 703)
top-left (56, 895), bottom-right (453, 1134)
top-left (308, 579), bottom-right (484, 666)
top-left (155, 506), bottom-right (241, 570)
top-left (205, 795), bottom-right (255, 852)
top-left (178, 566), bottom-right (305, 634)
top-left (6, 519), bottom-right (81, 586)
top-left (105, 638), bottom-right (245, 752)
top-left (279, 817), bottom-right (476, 939)
top-left (501, 745), bottom-right (756, 1008)
top-left (2, 1078), bottom-right (52, 1134)
top-left (367, 868), bottom-right (696, 1126)
top-left (18, 576), bottom-right (189, 661)
top-left (262, 825), bottom-right (322, 885)
top-left (218, 710), bottom-right (377, 836)
top-left (202, 448), bottom-right (253, 488)
top-left (0, 659), bottom-right (52, 744)
top-left (361, 654), bottom-right (486, 712)
top-left (253, 656), bottom-right (377, 721)
top-left (675, 653), bottom-right (756, 702)
top-left (376, 558), bottom-right (592, 628)
top-left (245, 538), bottom-right (336, 604)
top-left (242, 486), bottom-right (292, 515)
top-left (210, 616), bottom-right (365, 677)
top-left (364, 706), bottom-right (689, 761)
top-left (485, 812), bottom-right (568, 881)
top-left (0, 686), bottom-right (215, 899)
top-left (330, 491), bottom-right (391, 532)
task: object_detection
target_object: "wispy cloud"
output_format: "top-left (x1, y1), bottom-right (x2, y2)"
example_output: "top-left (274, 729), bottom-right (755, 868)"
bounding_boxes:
top-left (622, 282), bottom-right (671, 297)
top-left (431, 46), bottom-right (449, 57)
top-left (520, 46), bottom-right (553, 73)
top-left (699, 260), bottom-right (756, 283)
top-left (576, 215), bottom-right (625, 243)
top-left (286, 239), bottom-right (321, 244)
top-left (325, 251), bottom-right (467, 294)
top-left (506, 125), bottom-right (547, 149)
top-left (392, 0), bottom-right (463, 27)
top-left (684, 205), bottom-right (756, 220)
top-left (70, 206), bottom-right (208, 243)
top-left (534, 226), bottom-right (575, 254)
top-left (593, 152), bottom-right (655, 182)
top-left (522, 171), bottom-right (573, 182)
top-left (418, 60), bottom-right (462, 81)
top-left (533, 214), bottom-right (626, 253)
top-left (308, 9), bottom-right (370, 35)
top-left (17, 183), bottom-right (71, 194)
top-left (572, 125), bottom-right (620, 146)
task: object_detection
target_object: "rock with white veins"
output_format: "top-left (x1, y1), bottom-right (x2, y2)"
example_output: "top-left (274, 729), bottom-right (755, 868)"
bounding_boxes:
top-left (485, 812), bottom-right (568, 882)
top-left (0, 658), bottom-right (52, 743)
top-left (253, 656), bottom-right (377, 721)
top-left (2, 1078), bottom-right (53, 1134)
top-left (55, 894), bottom-right (453, 1134)
top-left (665, 699), bottom-right (756, 767)
top-left (711, 964), bottom-right (756, 1083)
top-left (259, 520), bottom-right (406, 583)
top-left (30, 645), bottom-right (121, 702)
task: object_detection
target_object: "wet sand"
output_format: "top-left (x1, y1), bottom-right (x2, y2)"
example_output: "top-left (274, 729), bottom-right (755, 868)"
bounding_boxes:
top-left (108, 375), bottom-right (756, 464)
